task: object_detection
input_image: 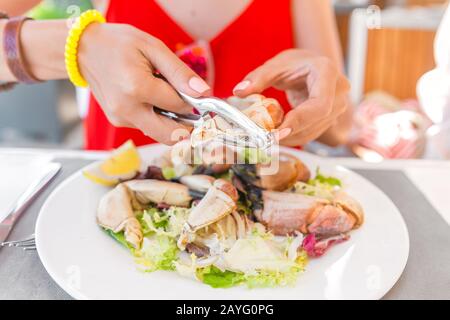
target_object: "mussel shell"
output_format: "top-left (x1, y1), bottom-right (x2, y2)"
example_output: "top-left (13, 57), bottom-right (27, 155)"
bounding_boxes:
top-left (188, 189), bottom-right (207, 200)
top-left (231, 164), bottom-right (259, 184)
top-left (230, 169), bottom-right (263, 211)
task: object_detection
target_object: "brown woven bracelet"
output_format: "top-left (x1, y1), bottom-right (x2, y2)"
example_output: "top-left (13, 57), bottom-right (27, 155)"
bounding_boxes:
top-left (3, 16), bottom-right (41, 84)
top-left (0, 11), bottom-right (17, 92)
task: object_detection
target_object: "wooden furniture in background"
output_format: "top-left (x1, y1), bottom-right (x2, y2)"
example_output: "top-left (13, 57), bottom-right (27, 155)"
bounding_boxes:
top-left (335, 1), bottom-right (386, 62)
top-left (373, 0), bottom-right (387, 8)
top-left (363, 28), bottom-right (436, 99)
top-left (406, 0), bottom-right (448, 6)
top-left (336, 13), bottom-right (351, 59)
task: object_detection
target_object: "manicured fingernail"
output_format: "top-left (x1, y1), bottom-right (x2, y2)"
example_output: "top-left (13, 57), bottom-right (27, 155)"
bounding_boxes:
top-left (188, 77), bottom-right (210, 94)
top-left (233, 80), bottom-right (251, 93)
top-left (278, 128), bottom-right (292, 140)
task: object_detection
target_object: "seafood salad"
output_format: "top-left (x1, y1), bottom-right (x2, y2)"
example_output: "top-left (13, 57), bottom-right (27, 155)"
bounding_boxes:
top-left (88, 95), bottom-right (364, 289)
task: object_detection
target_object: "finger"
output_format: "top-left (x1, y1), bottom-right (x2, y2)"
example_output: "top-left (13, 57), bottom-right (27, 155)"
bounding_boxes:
top-left (281, 97), bottom-right (349, 147)
top-left (127, 104), bottom-right (192, 145)
top-left (278, 69), bottom-right (338, 133)
top-left (233, 51), bottom-right (317, 97)
top-left (143, 39), bottom-right (211, 97)
top-left (333, 92), bottom-right (350, 119)
top-left (306, 59), bottom-right (339, 102)
top-left (272, 128), bottom-right (293, 143)
top-left (278, 98), bottom-right (334, 135)
top-left (232, 62), bottom-right (282, 97)
top-left (136, 76), bottom-right (194, 114)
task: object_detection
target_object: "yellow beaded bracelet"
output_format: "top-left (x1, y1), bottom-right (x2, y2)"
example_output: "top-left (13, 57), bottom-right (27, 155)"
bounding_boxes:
top-left (65, 9), bottom-right (105, 88)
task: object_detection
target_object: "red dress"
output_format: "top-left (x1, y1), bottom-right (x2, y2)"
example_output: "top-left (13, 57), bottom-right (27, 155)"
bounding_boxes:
top-left (85, 0), bottom-right (295, 150)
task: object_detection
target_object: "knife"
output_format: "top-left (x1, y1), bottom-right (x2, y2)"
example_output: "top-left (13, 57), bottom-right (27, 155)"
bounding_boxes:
top-left (0, 162), bottom-right (61, 244)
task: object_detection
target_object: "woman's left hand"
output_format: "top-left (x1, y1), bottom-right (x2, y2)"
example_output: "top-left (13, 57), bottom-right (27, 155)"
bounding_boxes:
top-left (233, 49), bottom-right (351, 146)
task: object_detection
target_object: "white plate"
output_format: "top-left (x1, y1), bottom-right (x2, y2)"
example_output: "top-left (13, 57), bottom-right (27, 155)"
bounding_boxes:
top-left (36, 145), bottom-right (409, 300)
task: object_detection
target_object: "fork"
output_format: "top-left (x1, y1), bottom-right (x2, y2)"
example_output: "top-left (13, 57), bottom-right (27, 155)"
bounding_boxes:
top-left (1, 233), bottom-right (36, 251)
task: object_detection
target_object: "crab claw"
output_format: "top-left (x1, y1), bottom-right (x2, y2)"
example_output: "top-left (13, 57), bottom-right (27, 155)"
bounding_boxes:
top-left (178, 179), bottom-right (238, 249)
top-left (210, 211), bottom-right (261, 242)
top-left (255, 191), bottom-right (364, 237)
top-left (190, 95), bottom-right (284, 150)
top-left (187, 179), bottom-right (238, 231)
top-left (306, 203), bottom-right (357, 236)
top-left (233, 153), bottom-right (311, 191)
top-left (332, 191), bottom-right (365, 228)
top-left (227, 94), bottom-right (285, 130)
top-left (97, 184), bottom-right (143, 249)
top-left (179, 175), bottom-right (215, 193)
top-left (171, 140), bottom-right (234, 174)
top-left (193, 210), bottom-right (264, 251)
top-left (254, 191), bottom-right (324, 235)
top-left (307, 191), bottom-right (364, 235)
top-left (125, 179), bottom-right (192, 207)
top-left (199, 142), bottom-right (234, 173)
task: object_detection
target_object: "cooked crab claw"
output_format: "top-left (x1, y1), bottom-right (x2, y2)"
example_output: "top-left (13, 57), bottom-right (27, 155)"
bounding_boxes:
top-left (179, 175), bottom-right (215, 193)
top-left (170, 139), bottom-right (234, 174)
top-left (211, 211), bottom-right (261, 242)
top-left (192, 210), bottom-right (264, 252)
top-left (306, 203), bottom-right (357, 236)
top-left (255, 190), bottom-right (364, 237)
top-left (125, 179), bottom-right (192, 207)
top-left (232, 152), bottom-right (311, 191)
top-left (179, 174), bottom-right (215, 199)
top-left (255, 191), bottom-right (323, 235)
top-left (333, 191), bottom-right (365, 228)
top-left (97, 184), bottom-right (143, 249)
top-left (227, 94), bottom-right (285, 130)
top-left (178, 179), bottom-right (238, 249)
top-left (190, 94), bottom-right (284, 150)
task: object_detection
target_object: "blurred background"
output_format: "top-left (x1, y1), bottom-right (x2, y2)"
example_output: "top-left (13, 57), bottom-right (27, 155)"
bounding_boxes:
top-left (0, 0), bottom-right (449, 160)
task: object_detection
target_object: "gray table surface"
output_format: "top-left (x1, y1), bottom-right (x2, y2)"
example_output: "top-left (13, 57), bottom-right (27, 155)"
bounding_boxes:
top-left (0, 158), bottom-right (449, 300)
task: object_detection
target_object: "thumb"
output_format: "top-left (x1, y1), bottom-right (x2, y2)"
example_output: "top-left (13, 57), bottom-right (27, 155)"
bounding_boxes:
top-left (232, 63), bottom-right (278, 97)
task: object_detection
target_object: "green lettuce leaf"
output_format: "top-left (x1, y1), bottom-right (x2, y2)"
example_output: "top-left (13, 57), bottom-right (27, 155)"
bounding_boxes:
top-left (134, 235), bottom-right (179, 272)
top-left (162, 167), bottom-right (177, 180)
top-left (308, 168), bottom-right (342, 187)
top-left (104, 229), bottom-right (134, 251)
top-left (139, 207), bottom-right (189, 238)
top-left (244, 251), bottom-right (308, 288)
top-left (196, 249), bottom-right (308, 289)
top-left (244, 268), bottom-right (301, 288)
top-left (197, 266), bottom-right (244, 288)
top-left (242, 148), bottom-right (271, 164)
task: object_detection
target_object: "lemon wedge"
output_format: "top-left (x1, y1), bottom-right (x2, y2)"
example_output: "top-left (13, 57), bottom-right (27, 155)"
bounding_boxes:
top-left (83, 140), bottom-right (141, 186)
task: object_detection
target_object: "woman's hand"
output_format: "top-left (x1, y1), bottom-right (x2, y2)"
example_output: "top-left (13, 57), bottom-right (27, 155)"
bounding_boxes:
top-left (233, 49), bottom-right (351, 147)
top-left (78, 23), bottom-right (211, 145)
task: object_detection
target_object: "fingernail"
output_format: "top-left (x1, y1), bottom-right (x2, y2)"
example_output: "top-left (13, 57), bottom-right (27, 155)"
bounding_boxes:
top-left (233, 80), bottom-right (251, 93)
top-left (278, 128), bottom-right (292, 140)
top-left (188, 77), bottom-right (210, 94)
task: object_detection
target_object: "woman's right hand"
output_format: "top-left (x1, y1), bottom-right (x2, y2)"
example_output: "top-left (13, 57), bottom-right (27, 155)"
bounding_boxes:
top-left (78, 23), bottom-right (211, 145)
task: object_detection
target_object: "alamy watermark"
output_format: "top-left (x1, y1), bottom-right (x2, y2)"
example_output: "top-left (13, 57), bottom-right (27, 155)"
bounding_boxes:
top-left (169, 128), bottom-right (282, 175)
top-left (66, 265), bottom-right (81, 292)
top-left (366, 5), bottom-right (382, 30)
